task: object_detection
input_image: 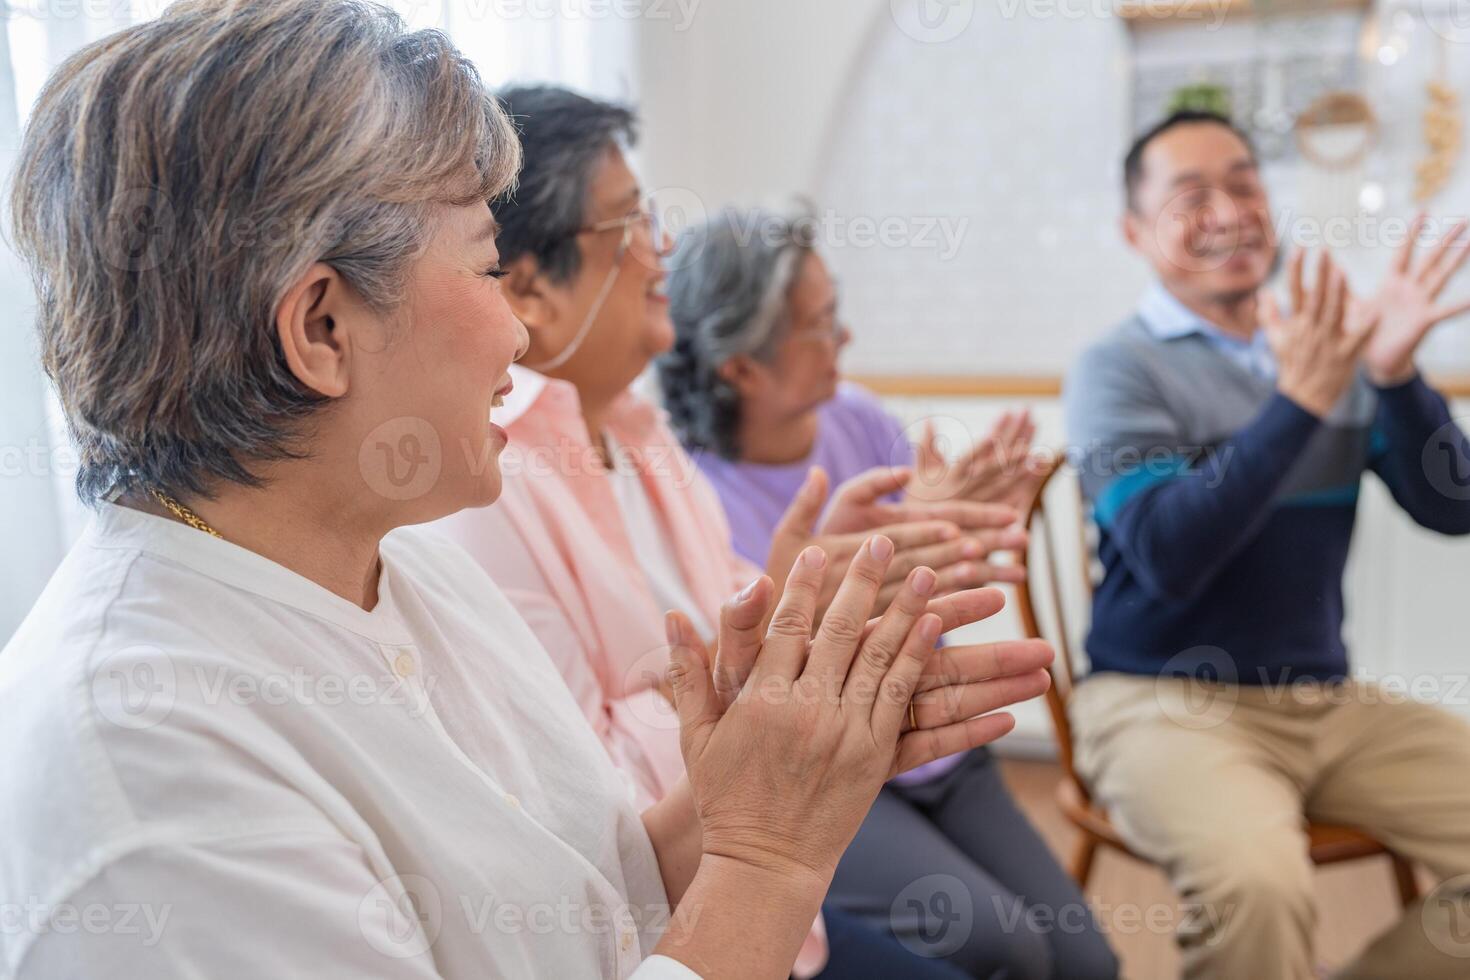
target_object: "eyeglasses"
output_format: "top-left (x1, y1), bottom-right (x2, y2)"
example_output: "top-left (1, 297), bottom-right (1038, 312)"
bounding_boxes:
top-left (784, 272), bottom-right (848, 345)
top-left (575, 201), bottom-right (664, 265)
top-left (525, 201), bottom-right (664, 373)
top-left (785, 318), bottom-right (851, 346)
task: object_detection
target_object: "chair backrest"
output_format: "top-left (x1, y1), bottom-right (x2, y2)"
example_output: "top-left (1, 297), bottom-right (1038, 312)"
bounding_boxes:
top-left (1013, 456), bottom-right (1097, 802)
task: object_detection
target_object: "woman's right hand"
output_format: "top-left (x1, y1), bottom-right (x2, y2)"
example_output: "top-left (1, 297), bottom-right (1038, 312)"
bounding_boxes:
top-left (911, 410), bottom-right (1051, 513)
top-left (764, 467), bottom-right (1026, 620)
top-left (654, 541), bottom-right (1050, 978)
top-left (668, 536), bottom-right (1052, 891)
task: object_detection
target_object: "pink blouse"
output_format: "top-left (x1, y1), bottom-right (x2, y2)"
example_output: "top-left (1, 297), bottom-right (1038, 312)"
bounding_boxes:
top-left (433, 367), bottom-right (831, 977)
top-left (433, 367), bottom-right (759, 806)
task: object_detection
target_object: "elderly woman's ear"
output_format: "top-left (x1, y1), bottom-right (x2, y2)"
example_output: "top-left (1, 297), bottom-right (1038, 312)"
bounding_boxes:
top-left (274, 261), bottom-right (362, 399)
top-left (501, 255), bottom-right (554, 332)
top-left (715, 354), bottom-right (763, 399)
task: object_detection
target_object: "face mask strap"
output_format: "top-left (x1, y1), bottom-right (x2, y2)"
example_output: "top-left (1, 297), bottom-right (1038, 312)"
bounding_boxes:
top-left (524, 223), bottom-right (633, 373)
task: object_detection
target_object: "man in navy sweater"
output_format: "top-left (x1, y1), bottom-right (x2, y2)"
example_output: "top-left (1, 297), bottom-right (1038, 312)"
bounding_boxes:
top-left (1064, 110), bottom-right (1470, 979)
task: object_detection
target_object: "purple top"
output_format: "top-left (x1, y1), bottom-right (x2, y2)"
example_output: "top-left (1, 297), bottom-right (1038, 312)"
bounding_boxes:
top-left (691, 383), bottom-right (914, 565)
top-left (690, 383), bottom-right (963, 784)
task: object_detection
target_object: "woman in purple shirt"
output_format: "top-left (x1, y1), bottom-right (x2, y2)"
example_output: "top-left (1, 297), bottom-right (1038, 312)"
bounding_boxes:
top-left (656, 209), bottom-right (1117, 980)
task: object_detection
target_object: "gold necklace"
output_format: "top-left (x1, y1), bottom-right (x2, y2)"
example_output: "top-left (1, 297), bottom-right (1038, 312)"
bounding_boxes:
top-left (148, 488), bottom-right (222, 538)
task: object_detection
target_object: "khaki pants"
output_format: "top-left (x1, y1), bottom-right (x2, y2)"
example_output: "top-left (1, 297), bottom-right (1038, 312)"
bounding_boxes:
top-left (1070, 673), bottom-right (1470, 980)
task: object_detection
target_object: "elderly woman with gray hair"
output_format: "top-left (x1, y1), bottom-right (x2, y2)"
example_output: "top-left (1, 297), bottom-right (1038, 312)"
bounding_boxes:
top-left (0, 4), bottom-right (1053, 979)
top-left (656, 212), bottom-right (1119, 980)
top-left (657, 209), bottom-right (1051, 569)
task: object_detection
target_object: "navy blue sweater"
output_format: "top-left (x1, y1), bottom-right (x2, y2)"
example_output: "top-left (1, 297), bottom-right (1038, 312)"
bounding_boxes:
top-left (1065, 317), bottom-right (1470, 684)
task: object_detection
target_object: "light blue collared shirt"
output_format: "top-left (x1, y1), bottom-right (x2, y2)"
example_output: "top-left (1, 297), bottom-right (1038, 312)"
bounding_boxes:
top-left (1137, 282), bottom-right (1277, 381)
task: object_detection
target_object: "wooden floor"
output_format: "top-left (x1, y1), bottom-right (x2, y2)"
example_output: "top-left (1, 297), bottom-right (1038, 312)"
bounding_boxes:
top-left (997, 757), bottom-right (1410, 980)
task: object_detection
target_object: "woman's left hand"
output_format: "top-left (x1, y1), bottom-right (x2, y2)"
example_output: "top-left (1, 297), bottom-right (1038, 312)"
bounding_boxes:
top-left (911, 411), bottom-right (1052, 513)
top-left (763, 467), bottom-right (1028, 621)
top-left (684, 579), bottom-right (1052, 771)
top-left (667, 540), bottom-right (1053, 882)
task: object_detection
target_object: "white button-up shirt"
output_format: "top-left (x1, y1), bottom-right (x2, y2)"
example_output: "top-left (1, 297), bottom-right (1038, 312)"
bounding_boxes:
top-left (0, 504), bottom-right (700, 979)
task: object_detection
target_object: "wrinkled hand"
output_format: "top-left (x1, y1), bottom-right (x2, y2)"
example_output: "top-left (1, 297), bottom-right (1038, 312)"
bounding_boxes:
top-left (911, 411), bottom-right (1050, 513)
top-left (665, 538), bottom-right (1053, 884)
top-left (1354, 213), bottom-right (1470, 387)
top-left (817, 464), bottom-right (1020, 537)
top-left (765, 468), bottom-right (1028, 620)
top-left (699, 576), bottom-right (1052, 724)
top-left (1263, 249), bottom-right (1378, 419)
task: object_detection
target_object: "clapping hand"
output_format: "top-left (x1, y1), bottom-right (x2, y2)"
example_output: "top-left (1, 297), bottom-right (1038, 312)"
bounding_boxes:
top-left (764, 468), bottom-right (1028, 623)
top-left (1354, 213), bottom-right (1470, 386)
top-left (912, 411), bottom-right (1051, 514)
top-left (666, 538), bottom-right (1053, 888)
top-left (1262, 249), bottom-right (1378, 419)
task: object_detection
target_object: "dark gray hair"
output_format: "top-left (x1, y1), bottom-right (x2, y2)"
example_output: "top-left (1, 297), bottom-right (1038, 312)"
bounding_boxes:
top-left (9, 0), bottom-right (520, 505)
top-left (657, 207), bottom-right (815, 459)
top-left (491, 84), bottom-right (637, 281)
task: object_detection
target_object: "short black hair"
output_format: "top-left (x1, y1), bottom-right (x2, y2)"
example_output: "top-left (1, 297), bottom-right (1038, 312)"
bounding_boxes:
top-left (1123, 110), bottom-right (1255, 212)
top-left (492, 84), bottom-right (638, 282)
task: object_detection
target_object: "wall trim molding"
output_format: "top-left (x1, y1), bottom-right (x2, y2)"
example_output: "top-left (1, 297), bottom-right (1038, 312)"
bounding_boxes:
top-left (850, 373), bottom-right (1470, 399)
top-left (848, 375), bottom-right (1064, 397)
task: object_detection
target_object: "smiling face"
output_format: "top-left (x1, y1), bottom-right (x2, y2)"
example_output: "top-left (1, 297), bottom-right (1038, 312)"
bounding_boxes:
top-left (345, 202), bottom-right (529, 520)
top-left (1123, 121), bottom-right (1276, 306)
top-left (512, 145), bottom-right (672, 407)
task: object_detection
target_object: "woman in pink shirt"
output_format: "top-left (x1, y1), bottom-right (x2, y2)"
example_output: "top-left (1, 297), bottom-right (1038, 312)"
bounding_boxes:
top-left (433, 86), bottom-right (1038, 979)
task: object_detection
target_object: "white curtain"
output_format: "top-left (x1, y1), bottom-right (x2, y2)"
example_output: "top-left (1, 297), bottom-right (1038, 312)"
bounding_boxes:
top-left (0, 1), bottom-right (69, 641)
top-left (0, 0), bottom-right (638, 640)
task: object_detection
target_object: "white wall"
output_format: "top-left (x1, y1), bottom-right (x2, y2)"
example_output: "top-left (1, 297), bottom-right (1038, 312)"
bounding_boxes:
top-left (637, 0), bottom-right (1470, 376)
top-left (635, 2), bottom-right (1470, 750)
top-left (636, 0), bottom-right (881, 205)
top-left (814, 1), bottom-right (1142, 374)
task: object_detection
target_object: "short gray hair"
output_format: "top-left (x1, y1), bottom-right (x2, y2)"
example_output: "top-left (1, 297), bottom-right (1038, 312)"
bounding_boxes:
top-left (656, 207), bottom-right (815, 459)
top-left (491, 84), bottom-right (637, 282)
top-left (9, 0), bottom-right (521, 505)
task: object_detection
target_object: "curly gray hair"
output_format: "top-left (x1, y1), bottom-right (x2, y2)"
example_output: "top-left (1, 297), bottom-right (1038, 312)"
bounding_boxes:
top-left (656, 207), bottom-right (816, 459)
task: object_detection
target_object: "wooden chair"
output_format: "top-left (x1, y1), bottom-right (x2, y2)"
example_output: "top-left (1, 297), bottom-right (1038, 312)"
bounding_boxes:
top-left (1012, 457), bottom-right (1420, 907)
